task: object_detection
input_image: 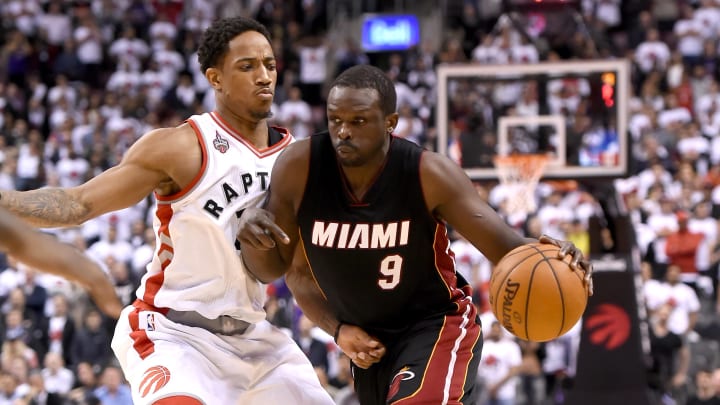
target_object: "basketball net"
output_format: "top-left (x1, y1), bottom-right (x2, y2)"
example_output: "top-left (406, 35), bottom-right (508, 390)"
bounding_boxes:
top-left (493, 154), bottom-right (549, 215)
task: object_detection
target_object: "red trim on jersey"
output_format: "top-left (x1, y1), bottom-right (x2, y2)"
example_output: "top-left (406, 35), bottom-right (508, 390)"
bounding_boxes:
top-left (142, 204), bottom-right (174, 307)
top-left (299, 237), bottom-right (329, 300)
top-left (128, 307), bottom-right (155, 359)
top-left (156, 119), bottom-right (208, 202)
top-left (391, 301), bottom-right (481, 404)
top-left (210, 112), bottom-right (292, 158)
top-left (152, 396), bottom-right (203, 405)
top-left (432, 223), bottom-right (465, 301)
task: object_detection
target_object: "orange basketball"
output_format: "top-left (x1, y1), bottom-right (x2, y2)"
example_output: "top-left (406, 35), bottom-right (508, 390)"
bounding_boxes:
top-left (488, 242), bottom-right (589, 342)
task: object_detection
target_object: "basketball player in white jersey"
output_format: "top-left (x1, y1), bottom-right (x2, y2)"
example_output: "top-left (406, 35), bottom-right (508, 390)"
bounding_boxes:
top-left (0, 17), bottom-right (333, 405)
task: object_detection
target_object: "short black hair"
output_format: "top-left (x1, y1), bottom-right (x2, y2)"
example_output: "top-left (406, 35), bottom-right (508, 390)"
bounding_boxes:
top-left (197, 17), bottom-right (272, 73)
top-left (330, 65), bottom-right (396, 116)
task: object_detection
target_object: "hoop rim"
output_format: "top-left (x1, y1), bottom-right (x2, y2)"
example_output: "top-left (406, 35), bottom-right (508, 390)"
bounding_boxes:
top-left (493, 154), bottom-right (550, 180)
top-left (492, 154), bottom-right (551, 165)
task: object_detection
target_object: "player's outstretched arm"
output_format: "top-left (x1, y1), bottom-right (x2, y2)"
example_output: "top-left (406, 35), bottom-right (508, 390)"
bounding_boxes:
top-left (239, 140), bottom-right (310, 282)
top-left (285, 252), bottom-right (386, 369)
top-left (0, 207), bottom-right (122, 318)
top-left (421, 151), bottom-right (527, 264)
top-left (0, 127), bottom-right (194, 227)
top-left (421, 151), bottom-right (594, 294)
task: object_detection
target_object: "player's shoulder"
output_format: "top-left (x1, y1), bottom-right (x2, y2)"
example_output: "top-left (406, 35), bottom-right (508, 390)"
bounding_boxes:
top-left (136, 122), bottom-right (197, 150)
top-left (270, 134), bottom-right (312, 189)
top-left (278, 133), bottom-right (312, 162)
top-left (418, 148), bottom-right (465, 180)
top-left (125, 122), bottom-right (199, 168)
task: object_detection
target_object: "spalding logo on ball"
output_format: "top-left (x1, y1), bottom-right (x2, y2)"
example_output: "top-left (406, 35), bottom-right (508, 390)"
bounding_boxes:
top-left (489, 242), bottom-right (589, 342)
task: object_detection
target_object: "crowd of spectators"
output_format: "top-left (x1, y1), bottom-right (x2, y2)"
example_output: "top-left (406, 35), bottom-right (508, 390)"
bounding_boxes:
top-left (0, 0), bottom-right (720, 404)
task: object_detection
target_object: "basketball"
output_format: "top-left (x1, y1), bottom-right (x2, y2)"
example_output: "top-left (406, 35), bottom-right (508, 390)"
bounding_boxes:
top-left (488, 242), bottom-right (589, 342)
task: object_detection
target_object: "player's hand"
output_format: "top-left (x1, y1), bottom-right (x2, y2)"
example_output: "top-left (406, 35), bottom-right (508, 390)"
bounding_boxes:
top-left (539, 234), bottom-right (594, 296)
top-left (335, 323), bottom-right (387, 369)
top-left (237, 207), bottom-right (290, 250)
top-left (92, 290), bottom-right (123, 319)
top-left (82, 262), bottom-right (123, 319)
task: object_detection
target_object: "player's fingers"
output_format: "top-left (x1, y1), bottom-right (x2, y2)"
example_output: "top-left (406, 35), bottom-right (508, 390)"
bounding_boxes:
top-left (368, 347), bottom-right (386, 360)
top-left (243, 224), bottom-right (276, 249)
top-left (538, 234), bottom-right (557, 246)
top-left (260, 221), bottom-right (290, 244)
top-left (351, 354), bottom-right (373, 369)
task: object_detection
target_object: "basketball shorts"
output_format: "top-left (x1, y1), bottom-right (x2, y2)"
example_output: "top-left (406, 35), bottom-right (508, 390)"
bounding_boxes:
top-left (352, 302), bottom-right (483, 405)
top-left (112, 305), bottom-right (334, 404)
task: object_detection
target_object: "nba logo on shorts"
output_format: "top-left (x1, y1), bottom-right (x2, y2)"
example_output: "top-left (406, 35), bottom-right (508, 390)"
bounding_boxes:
top-left (146, 314), bottom-right (156, 331)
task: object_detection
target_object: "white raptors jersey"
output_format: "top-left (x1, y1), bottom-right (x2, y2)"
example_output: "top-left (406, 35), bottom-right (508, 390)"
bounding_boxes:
top-left (134, 111), bottom-right (292, 322)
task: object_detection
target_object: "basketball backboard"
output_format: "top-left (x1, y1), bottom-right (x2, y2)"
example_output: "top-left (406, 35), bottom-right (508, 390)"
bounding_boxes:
top-left (436, 59), bottom-right (630, 180)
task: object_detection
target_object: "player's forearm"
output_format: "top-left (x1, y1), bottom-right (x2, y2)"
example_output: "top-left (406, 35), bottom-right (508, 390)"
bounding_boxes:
top-left (286, 266), bottom-right (338, 336)
top-left (0, 189), bottom-right (91, 227)
top-left (241, 247), bottom-right (289, 283)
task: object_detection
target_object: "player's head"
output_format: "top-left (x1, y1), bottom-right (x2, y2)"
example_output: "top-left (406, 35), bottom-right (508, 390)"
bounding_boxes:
top-left (326, 65), bottom-right (399, 167)
top-left (198, 17), bottom-right (276, 121)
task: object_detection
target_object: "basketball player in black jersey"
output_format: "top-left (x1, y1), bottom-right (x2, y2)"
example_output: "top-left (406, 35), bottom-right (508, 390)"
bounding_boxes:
top-left (238, 65), bottom-right (593, 404)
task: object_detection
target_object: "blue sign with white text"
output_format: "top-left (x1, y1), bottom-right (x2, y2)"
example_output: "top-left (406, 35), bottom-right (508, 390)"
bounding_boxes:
top-left (361, 14), bottom-right (420, 52)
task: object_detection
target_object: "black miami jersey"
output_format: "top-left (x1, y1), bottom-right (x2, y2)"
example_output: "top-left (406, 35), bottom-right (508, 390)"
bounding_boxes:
top-left (297, 132), bottom-right (473, 340)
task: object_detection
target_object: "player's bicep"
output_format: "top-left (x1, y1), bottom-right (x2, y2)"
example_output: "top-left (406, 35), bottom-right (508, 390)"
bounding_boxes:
top-left (74, 129), bottom-right (175, 217)
top-left (263, 140), bottom-right (310, 263)
top-left (421, 152), bottom-right (524, 263)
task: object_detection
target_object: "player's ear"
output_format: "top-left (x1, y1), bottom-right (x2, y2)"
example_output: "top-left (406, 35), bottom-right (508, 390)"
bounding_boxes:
top-left (385, 113), bottom-right (399, 133)
top-left (205, 67), bottom-right (222, 90)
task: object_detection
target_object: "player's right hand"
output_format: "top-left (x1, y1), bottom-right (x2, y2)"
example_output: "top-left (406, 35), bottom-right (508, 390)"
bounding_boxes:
top-left (237, 207), bottom-right (290, 250)
top-left (335, 323), bottom-right (387, 369)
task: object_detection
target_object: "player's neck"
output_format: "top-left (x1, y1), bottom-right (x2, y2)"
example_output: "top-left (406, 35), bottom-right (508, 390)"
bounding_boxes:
top-left (340, 155), bottom-right (387, 200)
top-left (213, 109), bottom-right (269, 148)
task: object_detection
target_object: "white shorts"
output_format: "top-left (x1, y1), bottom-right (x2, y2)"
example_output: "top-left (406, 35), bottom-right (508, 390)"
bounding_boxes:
top-left (112, 305), bottom-right (334, 404)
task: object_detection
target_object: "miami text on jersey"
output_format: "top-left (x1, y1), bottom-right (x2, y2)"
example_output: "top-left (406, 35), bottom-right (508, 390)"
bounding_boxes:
top-left (311, 220), bottom-right (410, 249)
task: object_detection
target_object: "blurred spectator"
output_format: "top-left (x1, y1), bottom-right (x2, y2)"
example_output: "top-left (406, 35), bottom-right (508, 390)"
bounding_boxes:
top-left (19, 369), bottom-right (64, 405)
top-left (665, 210), bottom-right (709, 289)
top-left (66, 361), bottom-right (100, 405)
top-left (70, 309), bottom-right (111, 370)
top-left (92, 366), bottom-right (132, 405)
top-left (646, 264), bottom-right (701, 336)
top-left (393, 104), bottom-right (424, 145)
top-left (687, 368), bottom-right (720, 405)
top-left (478, 321), bottom-right (522, 405)
top-left (0, 370), bottom-right (29, 404)
top-left (40, 352), bottom-right (73, 396)
top-left (541, 322), bottom-right (581, 405)
top-left (648, 303), bottom-right (690, 404)
top-left (295, 314), bottom-right (329, 373)
top-left (41, 293), bottom-right (75, 370)
top-left (277, 86), bottom-right (312, 140)
top-left (635, 28), bottom-right (672, 76)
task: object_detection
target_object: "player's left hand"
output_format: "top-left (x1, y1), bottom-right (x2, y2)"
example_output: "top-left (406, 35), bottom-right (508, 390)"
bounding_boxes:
top-left (335, 323), bottom-right (387, 369)
top-left (539, 234), bottom-right (594, 296)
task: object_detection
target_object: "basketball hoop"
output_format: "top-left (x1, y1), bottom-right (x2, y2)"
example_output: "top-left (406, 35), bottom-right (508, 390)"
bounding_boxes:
top-left (493, 154), bottom-right (549, 215)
